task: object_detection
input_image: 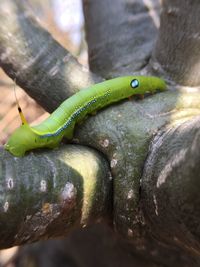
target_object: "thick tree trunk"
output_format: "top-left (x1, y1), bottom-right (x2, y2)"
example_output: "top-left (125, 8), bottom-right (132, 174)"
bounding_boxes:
top-left (151, 0), bottom-right (200, 86)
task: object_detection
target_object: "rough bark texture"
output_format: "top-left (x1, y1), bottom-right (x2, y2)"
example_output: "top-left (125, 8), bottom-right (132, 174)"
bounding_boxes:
top-left (0, 145), bottom-right (111, 248)
top-left (83, 0), bottom-right (161, 78)
top-left (142, 115), bottom-right (200, 253)
top-left (0, 0), bottom-right (200, 266)
top-left (75, 86), bottom-right (200, 236)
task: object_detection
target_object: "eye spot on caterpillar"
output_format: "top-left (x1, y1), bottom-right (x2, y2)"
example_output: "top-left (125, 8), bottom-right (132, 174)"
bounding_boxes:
top-left (130, 79), bottom-right (139, 89)
top-left (7, 178), bottom-right (14, 189)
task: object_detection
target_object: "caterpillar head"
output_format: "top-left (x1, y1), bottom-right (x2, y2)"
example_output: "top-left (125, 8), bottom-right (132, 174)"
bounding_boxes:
top-left (5, 124), bottom-right (38, 157)
top-left (129, 76), bottom-right (166, 94)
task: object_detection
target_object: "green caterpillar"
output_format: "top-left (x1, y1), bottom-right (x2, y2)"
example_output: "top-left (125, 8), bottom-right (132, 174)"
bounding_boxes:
top-left (5, 76), bottom-right (166, 157)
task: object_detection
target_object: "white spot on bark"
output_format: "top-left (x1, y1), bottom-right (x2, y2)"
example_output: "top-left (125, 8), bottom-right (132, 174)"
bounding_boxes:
top-left (61, 182), bottom-right (76, 201)
top-left (26, 215), bottom-right (32, 221)
top-left (192, 33), bottom-right (200, 40)
top-left (6, 178), bottom-right (14, 189)
top-left (167, 6), bottom-right (180, 15)
top-left (127, 228), bottom-right (133, 237)
top-left (49, 65), bottom-right (59, 76)
top-left (44, 156), bottom-right (57, 188)
top-left (0, 48), bottom-right (12, 60)
top-left (99, 139), bottom-right (109, 148)
top-left (143, 0), bottom-right (160, 28)
top-left (62, 54), bottom-right (70, 63)
top-left (110, 158), bottom-right (118, 168)
top-left (40, 180), bottom-right (47, 192)
top-left (153, 194), bottom-right (159, 216)
top-left (152, 61), bottom-right (161, 71)
top-left (127, 189), bottom-right (134, 200)
top-left (156, 148), bottom-right (187, 188)
top-left (0, 53), bottom-right (8, 61)
top-left (108, 171), bottom-right (113, 181)
top-left (3, 201), bottom-right (9, 212)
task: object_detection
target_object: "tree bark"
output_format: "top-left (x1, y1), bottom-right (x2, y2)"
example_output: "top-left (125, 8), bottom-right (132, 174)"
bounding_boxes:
top-left (83, 0), bottom-right (160, 78)
top-left (142, 115), bottom-right (200, 253)
top-left (151, 0), bottom-right (200, 86)
top-left (0, 145), bottom-right (111, 248)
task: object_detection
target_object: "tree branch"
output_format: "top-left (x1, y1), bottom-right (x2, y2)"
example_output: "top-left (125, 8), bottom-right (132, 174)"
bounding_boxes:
top-left (0, 145), bottom-right (112, 248)
top-left (141, 115), bottom-right (200, 255)
top-left (150, 0), bottom-right (200, 86)
top-left (74, 86), bottom-right (200, 236)
top-left (83, 0), bottom-right (161, 78)
top-left (0, 0), bottom-right (102, 113)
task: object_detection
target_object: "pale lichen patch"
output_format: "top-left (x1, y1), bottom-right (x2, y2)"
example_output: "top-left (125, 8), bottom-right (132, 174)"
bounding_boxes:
top-left (153, 194), bottom-right (159, 216)
top-left (99, 138), bottom-right (109, 148)
top-left (60, 182), bottom-right (77, 202)
top-left (110, 158), bottom-right (118, 168)
top-left (40, 180), bottom-right (47, 192)
top-left (6, 177), bottom-right (14, 189)
top-left (49, 65), bottom-right (59, 76)
top-left (3, 201), bottom-right (9, 212)
top-left (127, 189), bottom-right (134, 200)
